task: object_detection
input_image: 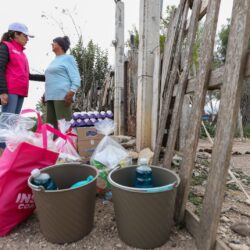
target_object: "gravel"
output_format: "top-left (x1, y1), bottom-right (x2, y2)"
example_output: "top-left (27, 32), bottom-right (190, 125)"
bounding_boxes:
top-left (0, 197), bottom-right (196, 250)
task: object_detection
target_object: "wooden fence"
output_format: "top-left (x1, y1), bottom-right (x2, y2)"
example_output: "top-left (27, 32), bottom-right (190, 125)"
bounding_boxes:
top-left (109, 0), bottom-right (250, 249)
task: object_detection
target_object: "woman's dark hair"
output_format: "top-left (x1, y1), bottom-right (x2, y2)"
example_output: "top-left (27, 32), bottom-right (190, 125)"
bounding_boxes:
top-left (1, 31), bottom-right (22, 42)
top-left (53, 36), bottom-right (71, 52)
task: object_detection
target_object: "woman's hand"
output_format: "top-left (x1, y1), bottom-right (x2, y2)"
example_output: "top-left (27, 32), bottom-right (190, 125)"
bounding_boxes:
top-left (64, 91), bottom-right (75, 106)
top-left (0, 93), bottom-right (8, 105)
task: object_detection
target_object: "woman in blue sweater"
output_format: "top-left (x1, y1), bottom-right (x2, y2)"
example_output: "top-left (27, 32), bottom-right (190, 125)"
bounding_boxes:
top-left (44, 36), bottom-right (80, 129)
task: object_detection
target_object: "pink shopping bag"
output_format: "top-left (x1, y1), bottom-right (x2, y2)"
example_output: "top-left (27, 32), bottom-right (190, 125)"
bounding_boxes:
top-left (0, 120), bottom-right (62, 236)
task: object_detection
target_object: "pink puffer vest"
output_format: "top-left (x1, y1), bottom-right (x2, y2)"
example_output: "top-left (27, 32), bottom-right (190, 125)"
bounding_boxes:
top-left (3, 40), bottom-right (29, 97)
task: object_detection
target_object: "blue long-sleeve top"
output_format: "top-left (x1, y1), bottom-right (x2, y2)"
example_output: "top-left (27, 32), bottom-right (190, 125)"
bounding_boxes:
top-left (44, 54), bottom-right (81, 101)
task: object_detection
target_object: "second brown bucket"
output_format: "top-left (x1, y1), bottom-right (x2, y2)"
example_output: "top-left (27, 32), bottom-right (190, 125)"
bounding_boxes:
top-left (108, 165), bottom-right (180, 249)
top-left (28, 163), bottom-right (98, 244)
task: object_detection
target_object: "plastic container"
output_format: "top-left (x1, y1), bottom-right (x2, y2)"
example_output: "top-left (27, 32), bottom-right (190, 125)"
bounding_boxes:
top-left (31, 169), bottom-right (57, 190)
top-left (28, 163), bottom-right (98, 244)
top-left (108, 165), bottom-right (180, 249)
top-left (135, 158), bottom-right (153, 188)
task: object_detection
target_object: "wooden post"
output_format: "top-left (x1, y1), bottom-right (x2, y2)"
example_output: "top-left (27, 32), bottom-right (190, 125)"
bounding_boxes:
top-left (114, 1), bottom-right (125, 135)
top-left (151, 47), bottom-right (161, 150)
top-left (127, 49), bottom-right (138, 137)
top-left (175, 0), bottom-right (221, 223)
top-left (136, 0), bottom-right (161, 151)
top-left (198, 1), bottom-right (250, 249)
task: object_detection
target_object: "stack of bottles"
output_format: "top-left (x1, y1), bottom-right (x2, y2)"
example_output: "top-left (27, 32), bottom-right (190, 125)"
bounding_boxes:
top-left (70, 110), bottom-right (113, 128)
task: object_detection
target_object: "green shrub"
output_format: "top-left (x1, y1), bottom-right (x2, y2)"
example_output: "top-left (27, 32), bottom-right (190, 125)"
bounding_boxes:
top-left (243, 123), bottom-right (250, 138)
top-left (200, 121), bottom-right (216, 138)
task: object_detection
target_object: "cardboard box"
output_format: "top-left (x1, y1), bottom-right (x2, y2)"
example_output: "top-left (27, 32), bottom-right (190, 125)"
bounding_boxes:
top-left (77, 138), bottom-right (102, 158)
top-left (77, 127), bottom-right (103, 141)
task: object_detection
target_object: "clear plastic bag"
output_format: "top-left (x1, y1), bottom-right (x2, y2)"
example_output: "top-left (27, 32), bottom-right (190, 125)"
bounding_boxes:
top-left (55, 119), bottom-right (81, 163)
top-left (90, 119), bottom-right (129, 192)
top-left (0, 112), bottom-right (37, 151)
top-left (91, 119), bottom-right (129, 169)
top-left (0, 112), bottom-right (58, 152)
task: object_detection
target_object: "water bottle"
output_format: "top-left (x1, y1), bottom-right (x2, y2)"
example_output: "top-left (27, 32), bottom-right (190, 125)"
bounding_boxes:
top-left (31, 169), bottom-right (57, 190)
top-left (135, 158), bottom-right (153, 188)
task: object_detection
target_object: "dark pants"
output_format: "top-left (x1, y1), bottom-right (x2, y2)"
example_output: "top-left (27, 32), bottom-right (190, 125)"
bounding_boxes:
top-left (0, 94), bottom-right (24, 149)
top-left (46, 100), bottom-right (72, 130)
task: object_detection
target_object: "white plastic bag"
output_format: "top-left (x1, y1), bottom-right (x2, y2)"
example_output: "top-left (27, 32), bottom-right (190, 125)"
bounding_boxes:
top-left (91, 119), bottom-right (129, 169)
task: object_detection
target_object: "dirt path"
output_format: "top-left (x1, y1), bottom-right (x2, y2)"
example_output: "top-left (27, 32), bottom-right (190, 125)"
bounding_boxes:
top-left (0, 198), bottom-right (196, 250)
top-left (0, 138), bottom-right (250, 249)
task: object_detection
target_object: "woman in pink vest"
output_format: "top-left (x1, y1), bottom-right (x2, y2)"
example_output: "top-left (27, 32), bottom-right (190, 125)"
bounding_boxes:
top-left (0, 22), bottom-right (44, 153)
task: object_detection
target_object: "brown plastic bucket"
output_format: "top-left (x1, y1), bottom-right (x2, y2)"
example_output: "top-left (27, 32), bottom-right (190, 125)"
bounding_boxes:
top-left (108, 165), bottom-right (180, 249)
top-left (28, 163), bottom-right (98, 244)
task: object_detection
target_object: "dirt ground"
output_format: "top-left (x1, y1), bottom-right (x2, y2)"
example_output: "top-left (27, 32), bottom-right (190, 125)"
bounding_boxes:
top-left (0, 138), bottom-right (249, 250)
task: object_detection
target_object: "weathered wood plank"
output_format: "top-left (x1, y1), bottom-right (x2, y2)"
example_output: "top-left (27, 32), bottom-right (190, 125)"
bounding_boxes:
top-left (127, 49), bottom-right (138, 136)
top-left (184, 51), bottom-right (250, 95)
top-left (151, 47), bottom-right (161, 150)
top-left (153, 0), bottom-right (188, 165)
top-left (136, 0), bottom-right (161, 151)
top-left (184, 209), bottom-right (231, 250)
top-left (175, 0), bottom-right (221, 224)
top-left (197, 1), bottom-right (250, 249)
top-left (179, 94), bottom-right (192, 150)
top-left (199, 0), bottom-right (209, 19)
top-left (163, 0), bottom-right (202, 168)
top-left (184, 208), bottom-right (200, 241)
top-left (114, 1), bottom-right (124, 135)
top-left (186, 0), bottom-right (208, 27)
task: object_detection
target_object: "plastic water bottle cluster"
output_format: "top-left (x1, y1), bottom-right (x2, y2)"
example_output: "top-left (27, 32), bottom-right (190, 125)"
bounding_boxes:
top-left (70, 110), bottom-right (113, 127)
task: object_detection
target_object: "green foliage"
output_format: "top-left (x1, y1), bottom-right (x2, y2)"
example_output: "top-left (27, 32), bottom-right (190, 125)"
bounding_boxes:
top-left (161, 5), bottom-right (176, 30)
top-left (35, 99), bottom-right (46, 123)
top-left (214, 18), bottom-right (231, 66)
top-left (191, 169), bottom-right (208, 186)
top-left (127, 25), bottom-right (139, 49)
top-left (200, 121), bottom-right (216, 138)
top-left (192, 22), bottom-right (204, 73)
top-left (70, 38), bottom-right (110, 111)
top-left (126, 5), bottom-right (176, 53)
top-left (188, 192), bottom-right (203, 216)
top-left (243, 123), bottom-right (250, 138)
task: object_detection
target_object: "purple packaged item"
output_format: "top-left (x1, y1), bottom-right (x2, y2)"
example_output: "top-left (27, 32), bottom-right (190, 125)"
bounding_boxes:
top-left (94, 111), bottom-right (100, 119)
top-left (106, 110), bottom-right (113, 119)
top-left (81, 111), bottom-right (89, 119)
top-left (75, 118), bottom-right (83, 127)
top-left (88, 111), bottom-right (95, 119)
top-left (72, 112), bottom-right (81, 120)
top-left (90, 118), bottom-right (97, 124)
top-left (87, 119), bottom-right (93, 126)
top-left (100, 111), bottom-right (106, 119)
top-left (83, 118), bottom-right (92, 127)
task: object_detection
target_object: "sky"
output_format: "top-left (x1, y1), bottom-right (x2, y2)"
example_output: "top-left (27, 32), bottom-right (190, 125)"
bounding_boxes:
top-left (0, 0), bottom-right (233, 110)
